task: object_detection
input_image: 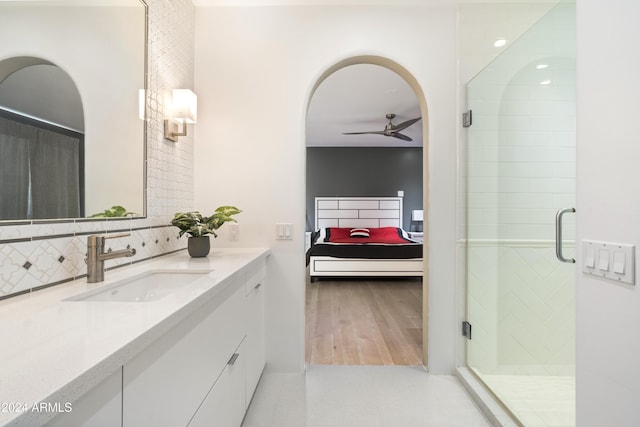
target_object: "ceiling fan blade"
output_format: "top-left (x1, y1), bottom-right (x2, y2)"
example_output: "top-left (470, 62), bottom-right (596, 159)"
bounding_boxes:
top-left (391, 132), bottom-right (413, 141)
top-left (342, 131), bottom-right (386, 136)
top-left (391, 117), bottom-right (421, 132)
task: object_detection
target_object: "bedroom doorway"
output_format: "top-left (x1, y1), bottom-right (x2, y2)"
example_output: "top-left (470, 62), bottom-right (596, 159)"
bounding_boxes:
top-left (304, 57), bottom-right (428, 367)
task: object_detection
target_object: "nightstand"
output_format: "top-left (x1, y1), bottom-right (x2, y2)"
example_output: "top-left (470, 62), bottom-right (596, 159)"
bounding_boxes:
top-left (408, 231), bottom-right (423, 243)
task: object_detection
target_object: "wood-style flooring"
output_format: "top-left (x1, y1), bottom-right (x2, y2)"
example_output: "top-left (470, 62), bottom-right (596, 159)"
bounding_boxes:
top-left (305, 277), bottom-right (423, 366)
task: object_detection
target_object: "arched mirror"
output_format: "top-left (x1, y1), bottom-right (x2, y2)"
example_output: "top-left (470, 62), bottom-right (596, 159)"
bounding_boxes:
top-left (0, 59), bottom-right (85, 220)
top-left (0, 0), bottom-right (147, 221)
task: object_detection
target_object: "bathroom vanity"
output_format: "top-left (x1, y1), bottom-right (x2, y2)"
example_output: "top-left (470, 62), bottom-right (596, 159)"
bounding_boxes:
top-left (0, 248), bottom-right (269, 427)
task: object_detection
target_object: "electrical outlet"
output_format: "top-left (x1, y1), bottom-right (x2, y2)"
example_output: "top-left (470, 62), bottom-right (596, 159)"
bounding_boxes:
top-left (230, 223), bottom-right (239, 241)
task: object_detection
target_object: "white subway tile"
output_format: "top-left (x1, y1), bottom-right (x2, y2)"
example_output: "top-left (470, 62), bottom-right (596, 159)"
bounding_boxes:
top-left (498, 177), bottom-right (531, 193)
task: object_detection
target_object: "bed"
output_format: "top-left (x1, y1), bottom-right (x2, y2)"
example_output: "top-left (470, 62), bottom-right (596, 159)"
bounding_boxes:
top-left (308, 197), bottom-right (423, 278)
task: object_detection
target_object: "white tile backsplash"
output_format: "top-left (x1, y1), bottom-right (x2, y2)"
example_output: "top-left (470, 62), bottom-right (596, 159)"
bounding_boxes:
top-left (0, 0), bottom-right (195, 299)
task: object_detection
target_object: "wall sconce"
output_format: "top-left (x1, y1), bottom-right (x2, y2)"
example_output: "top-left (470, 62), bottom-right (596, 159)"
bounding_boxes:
top-left (138, 89), bottom-right (146, 120)
top-left (164, 89), bottom-right (197, 142)
top-left (411, 209), bottom-right (424, 232)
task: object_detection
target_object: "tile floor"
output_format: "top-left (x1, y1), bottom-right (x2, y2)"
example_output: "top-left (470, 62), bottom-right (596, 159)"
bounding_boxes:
top-left (242, 365), bottom-right (491, 427)
top-left (479, 374), bottom-right (575, 427)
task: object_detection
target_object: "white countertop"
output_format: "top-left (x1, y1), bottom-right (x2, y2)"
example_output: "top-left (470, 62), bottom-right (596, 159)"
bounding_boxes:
top-left (0, 247), bottom-right (269, 427)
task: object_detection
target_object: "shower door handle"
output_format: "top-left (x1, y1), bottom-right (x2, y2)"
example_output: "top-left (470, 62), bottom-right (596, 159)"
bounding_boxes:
top-left (555, 207), bottom-right (576, 263)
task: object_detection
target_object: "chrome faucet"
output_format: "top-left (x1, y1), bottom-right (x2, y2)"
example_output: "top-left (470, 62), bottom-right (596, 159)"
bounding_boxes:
top-left (86, 233), bottom-right (137, 283)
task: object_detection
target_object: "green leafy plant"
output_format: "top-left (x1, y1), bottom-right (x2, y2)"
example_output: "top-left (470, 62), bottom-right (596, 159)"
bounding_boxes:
top-left (90, 205), bottom-right (138, 218)
top-left (171, 206), bottom-right (242, 238)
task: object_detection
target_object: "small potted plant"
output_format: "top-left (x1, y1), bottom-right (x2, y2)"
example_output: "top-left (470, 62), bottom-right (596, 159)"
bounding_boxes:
top-left (171, 206), bottom-right (242, 257)
top-left (89, 205), bottom-right (138, 218)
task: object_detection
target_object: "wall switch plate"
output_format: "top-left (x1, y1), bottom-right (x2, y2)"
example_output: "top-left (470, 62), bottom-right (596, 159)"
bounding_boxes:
top-left (582, 240), bottom-right (635, 285)
top-left (276, 223), bottom-right (293, 240)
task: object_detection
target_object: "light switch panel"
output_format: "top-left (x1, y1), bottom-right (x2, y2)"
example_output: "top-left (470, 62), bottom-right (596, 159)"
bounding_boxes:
top-left (598, 250), bottom-right (610, 271)
top-left (582, 240), bottom-right (635, 285)
top-left (584, 244), bottom-right (595, 269)
top-left (276, 223), bottom-right (293, 240)
top-left (613, 251), bottom-right (625, 274)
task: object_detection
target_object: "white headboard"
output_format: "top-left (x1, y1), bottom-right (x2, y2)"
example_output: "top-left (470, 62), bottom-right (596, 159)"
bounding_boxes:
top-left (314, 197), bottom-right (404, 230)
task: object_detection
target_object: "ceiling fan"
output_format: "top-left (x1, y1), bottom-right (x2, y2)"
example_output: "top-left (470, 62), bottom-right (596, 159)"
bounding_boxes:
top-left (342, 113), bottom-right (422, 142)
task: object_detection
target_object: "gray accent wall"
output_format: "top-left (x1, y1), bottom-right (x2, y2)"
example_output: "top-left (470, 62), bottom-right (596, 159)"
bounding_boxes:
top-left (306, 147), bottom-right (423, 231)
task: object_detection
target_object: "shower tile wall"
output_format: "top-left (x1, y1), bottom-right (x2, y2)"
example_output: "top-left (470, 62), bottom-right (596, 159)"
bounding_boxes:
top-left (468, 244), bottom-right (574, 375)
top-left (0, 0), bottom-right (195, 299)
top-left (465, 3), bottom-right (576, 375)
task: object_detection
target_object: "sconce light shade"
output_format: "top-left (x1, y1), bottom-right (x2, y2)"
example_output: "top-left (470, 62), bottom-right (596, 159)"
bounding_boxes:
top-left (138, 89), bottom-right (146, 120)
top-left (165, 89), bottom-right (197, 142)
top-left (172, 89), bottom-right (197, 123)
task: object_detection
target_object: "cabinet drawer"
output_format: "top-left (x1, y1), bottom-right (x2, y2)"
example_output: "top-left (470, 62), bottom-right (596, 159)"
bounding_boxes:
top-left (245, 261), bottom-right (266, 295)
top-left (188, 339), bottom-right (246, 427)
top-left (246, 279), bottom-right (265, 407)
top-left (123, 278), bottom-right (246, 427)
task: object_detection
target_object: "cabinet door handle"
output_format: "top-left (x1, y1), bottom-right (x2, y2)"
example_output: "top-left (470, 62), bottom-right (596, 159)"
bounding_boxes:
top-left (254, 282), bottom-right (262, 290)
top-left (228, 353), bottom-right (239, 366)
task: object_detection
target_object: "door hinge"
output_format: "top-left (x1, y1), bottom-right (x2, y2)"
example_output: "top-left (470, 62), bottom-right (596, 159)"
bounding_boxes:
top-left (462, 110), bottom-right (472, 128)
top-left (462, 321), bottom-right (472, 340)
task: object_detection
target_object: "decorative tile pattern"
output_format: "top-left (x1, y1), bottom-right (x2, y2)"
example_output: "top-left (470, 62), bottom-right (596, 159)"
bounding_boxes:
top-left (468, 244), bottom-right (575, 376)
top-left (0, 0), bottom-right (195, 299)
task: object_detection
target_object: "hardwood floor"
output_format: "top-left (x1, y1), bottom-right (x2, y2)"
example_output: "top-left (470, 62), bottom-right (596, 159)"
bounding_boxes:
top-left (305, 276), bottom-right (423, 366)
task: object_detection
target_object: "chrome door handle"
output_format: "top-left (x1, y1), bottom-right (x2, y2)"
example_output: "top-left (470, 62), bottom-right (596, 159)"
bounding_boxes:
top-left (555, 207), bottom-right (576, 263)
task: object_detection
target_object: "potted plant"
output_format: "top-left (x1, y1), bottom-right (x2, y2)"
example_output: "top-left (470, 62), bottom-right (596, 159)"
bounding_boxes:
top-left (89, 205), bottom-right (138, 218)
top-left (171, 206), bottom-right (242, 257)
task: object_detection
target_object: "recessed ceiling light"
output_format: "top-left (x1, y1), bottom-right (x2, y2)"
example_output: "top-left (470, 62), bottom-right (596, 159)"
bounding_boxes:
top-left (494, 39), bottom-right (507, 48)
top-left (536, 64), bottom-right (549, 69)
top-left (540, 79), bottom-right (552, 85)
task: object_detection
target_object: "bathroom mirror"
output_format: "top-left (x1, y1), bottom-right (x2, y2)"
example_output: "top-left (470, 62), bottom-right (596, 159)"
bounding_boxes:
top-left (0, 0), bottom-right (147, 221)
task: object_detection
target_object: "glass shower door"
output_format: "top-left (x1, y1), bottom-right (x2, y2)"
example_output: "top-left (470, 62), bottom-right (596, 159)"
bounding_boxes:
top-left (465, 3), bottom-right (576, 426)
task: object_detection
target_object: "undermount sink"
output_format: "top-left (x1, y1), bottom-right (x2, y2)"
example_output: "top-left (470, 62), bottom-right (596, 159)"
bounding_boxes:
top-left (67, 270), bottom-right (214, 303)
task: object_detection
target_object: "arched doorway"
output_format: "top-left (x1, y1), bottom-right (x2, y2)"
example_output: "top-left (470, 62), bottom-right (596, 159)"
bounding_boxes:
top-left (304, 55), bottom-right (430, 367)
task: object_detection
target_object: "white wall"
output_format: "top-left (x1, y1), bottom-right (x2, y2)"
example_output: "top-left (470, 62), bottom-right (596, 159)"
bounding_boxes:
top-left (457, 2), bottom-right (556, 85)
top-left (576, 0), bottom-right (640, 424)
top-left (194, 5), bottom-right (458, 373)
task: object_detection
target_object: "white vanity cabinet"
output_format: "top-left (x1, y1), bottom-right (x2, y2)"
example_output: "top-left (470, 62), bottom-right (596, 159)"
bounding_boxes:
top-left (122, 274), bottom-right (246, 427)
top-left (45, 368), bottom-right (122, 427)
top-left (245, 262), bottom-right (266, 407)
top-left (121, 259), bottom-right (267, 427)
top-left (188, 339), bottom-right (247, 427)
top-left (0, 249), bottom-right (270, 427)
